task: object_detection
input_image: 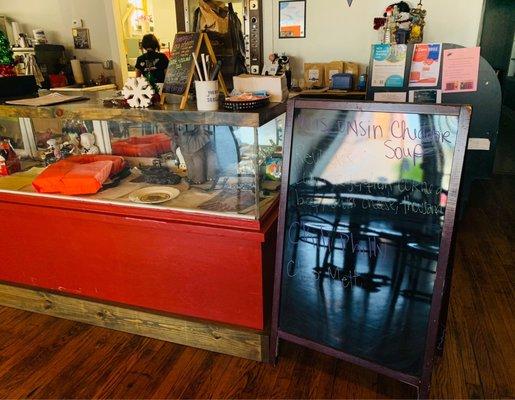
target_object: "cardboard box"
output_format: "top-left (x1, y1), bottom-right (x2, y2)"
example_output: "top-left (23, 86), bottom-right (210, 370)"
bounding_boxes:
top-left (232, 74), bottom-right (288, 103)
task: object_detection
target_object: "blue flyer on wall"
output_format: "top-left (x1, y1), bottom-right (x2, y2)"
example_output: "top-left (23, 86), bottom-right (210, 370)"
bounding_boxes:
top-left (371, 44), bottom-right (407, 87)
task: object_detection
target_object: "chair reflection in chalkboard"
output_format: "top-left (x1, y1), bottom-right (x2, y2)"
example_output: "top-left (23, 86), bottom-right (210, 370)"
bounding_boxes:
top-left (392, 114), bottom-right (446, 303)
top-left (287, 114), bottom-right (448, 302)
top-left (288, 177), bottom-right (342, 275)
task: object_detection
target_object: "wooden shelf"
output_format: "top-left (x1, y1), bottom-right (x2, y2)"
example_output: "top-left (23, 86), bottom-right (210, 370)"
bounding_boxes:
top-left (0, 99), bottom-right (287, 127)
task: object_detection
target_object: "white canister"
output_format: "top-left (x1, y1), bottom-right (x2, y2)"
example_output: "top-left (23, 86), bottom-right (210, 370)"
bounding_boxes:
top-left (194, 80), bottom-right (219, 111)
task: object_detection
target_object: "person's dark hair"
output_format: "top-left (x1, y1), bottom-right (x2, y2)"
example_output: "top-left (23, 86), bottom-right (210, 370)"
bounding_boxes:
top-left (141, 34), bottom-right (160, 51)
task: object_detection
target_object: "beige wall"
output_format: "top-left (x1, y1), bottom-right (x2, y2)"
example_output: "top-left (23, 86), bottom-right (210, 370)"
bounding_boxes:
top-left (0, 0), bottom-right (487, 85)
top-left (263, 0), bottom-right (486, 78)
top-left (149, 0), bottom-right (177, 49)
top-left (0, 0), bottom-right (124, 86)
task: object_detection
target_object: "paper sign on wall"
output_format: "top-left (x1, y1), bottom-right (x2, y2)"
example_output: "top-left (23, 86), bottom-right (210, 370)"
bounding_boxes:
top-left (442, 47), bottom-right (480, 93)
top-left (374, 92), bottom-right (407, 102)
top-left (409, 43), bottom-right (442, 87)
top-left (371, 44), bottom-right (407, 88)
top-left (409, 89), bottom-right (442, 104)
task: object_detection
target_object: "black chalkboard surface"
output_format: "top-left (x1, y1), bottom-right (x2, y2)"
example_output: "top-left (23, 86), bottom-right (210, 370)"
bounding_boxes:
top-left (271, 99), bottom-right (471, 398)
top-left (162, 32), bottom-right (201, 97)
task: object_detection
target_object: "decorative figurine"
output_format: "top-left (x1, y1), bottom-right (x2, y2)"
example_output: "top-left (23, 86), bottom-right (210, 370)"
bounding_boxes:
top-left (373, 17), bottom-right (387, 43)
top-left (80, 132), bottom-right (100, 155)
top-left (60, 137), bottom-right (79, 158)
top-left (394, 2), bottom-right (412, 44)
top-left (376, 1), bottom-right (418, 45)
top-left (383, 4), bottom-right (398, 44)
top-left (0, 138), bottom-right (21, 176)
top-left (409, 1), bottom-right (426, 44)
top-left (41, 139), bottom-right (61, 165)
top-left (264, 153), bottom-right (283, 181)
top-left (263, 53), bottom-right (293, 89)
top-left (122, 77), bottom-right (155, 108)
top-left (175, 147), bottom-right (187, 171)
top-left (48, 138), bottom-right (61, 159)
top-left (67, 133), bottom-right (81, 155)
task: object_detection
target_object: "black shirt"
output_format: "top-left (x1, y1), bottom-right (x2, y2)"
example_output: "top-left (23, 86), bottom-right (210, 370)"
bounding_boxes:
top-left (135, 50), bottom-right (169, 83)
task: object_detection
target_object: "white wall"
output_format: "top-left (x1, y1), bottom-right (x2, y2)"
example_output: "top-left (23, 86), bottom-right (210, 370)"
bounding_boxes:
top-left (149, 0), bottom-right (178, 49)
top-left (0, 0), bottom-right (124, 85)
top-left (0, 0), bottom-right (487, 85)
top-left (263, 0), bottom-right (486, 78)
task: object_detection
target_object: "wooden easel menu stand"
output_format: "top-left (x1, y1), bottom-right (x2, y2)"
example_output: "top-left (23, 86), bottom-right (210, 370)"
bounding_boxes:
top-left (161, 32), bottom-right (228, 110)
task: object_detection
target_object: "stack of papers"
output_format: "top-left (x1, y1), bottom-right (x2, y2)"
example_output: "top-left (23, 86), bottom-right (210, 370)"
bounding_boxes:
top-left (5, 93), bottom-right (87, 106)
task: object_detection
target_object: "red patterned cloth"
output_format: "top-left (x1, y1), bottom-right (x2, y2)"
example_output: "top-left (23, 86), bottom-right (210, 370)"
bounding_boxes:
top-left (0, 65), bottom-right (16, 77)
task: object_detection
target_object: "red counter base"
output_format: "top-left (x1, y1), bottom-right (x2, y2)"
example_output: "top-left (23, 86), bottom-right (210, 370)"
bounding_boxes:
top-left (0, 192), bottom-right (278, 333)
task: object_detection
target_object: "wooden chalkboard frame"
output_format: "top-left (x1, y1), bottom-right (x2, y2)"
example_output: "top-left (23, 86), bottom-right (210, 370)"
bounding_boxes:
top-left (270, 99), bottom-right (472, 399)
top-left (161, 32), bottom-right (228, 110)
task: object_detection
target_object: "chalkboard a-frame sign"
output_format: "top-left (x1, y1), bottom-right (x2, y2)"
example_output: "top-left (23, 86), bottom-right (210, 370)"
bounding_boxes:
top-left (161, 32), bottom-right (228, 109)
top-left (271, 99), bottom-right (471, 398)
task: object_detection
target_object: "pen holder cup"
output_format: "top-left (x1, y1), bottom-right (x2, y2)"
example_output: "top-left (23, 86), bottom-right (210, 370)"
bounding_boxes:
top-left (194, 80), bottom-right (219, 111)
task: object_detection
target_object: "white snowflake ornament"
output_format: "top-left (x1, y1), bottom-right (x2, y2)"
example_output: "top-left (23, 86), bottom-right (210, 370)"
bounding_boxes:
top-left (122, 77), bottom-right (155, 108)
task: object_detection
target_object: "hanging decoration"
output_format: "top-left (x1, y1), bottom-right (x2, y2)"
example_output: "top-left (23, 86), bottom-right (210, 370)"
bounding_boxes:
top-left (409, 1), bottom-right (426, 43)
top-left (372, 1), bottom-right (427, 45)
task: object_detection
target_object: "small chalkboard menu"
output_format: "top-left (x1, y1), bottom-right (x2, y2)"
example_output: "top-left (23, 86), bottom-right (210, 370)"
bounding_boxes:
top-left (162, 32), bottom-right (228, 109)
top-left (162, 32), bottom-right (201, 106)
top-left (271, 99), bottom-right (471, 398)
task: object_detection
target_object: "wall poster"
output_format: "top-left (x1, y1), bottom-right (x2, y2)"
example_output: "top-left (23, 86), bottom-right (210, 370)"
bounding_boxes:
top-left (409, 43), bottom-right (442, 87)
top-left (272, 98), bottom-right (471, 398)
top-left (72, 28), bottom-right (91, 49)
top-left (371, 44), bottom-right (408, 87)
top-left (442, 47), bottom-right (481, 93)
top-left (279, 0), bottom-right (306, 38)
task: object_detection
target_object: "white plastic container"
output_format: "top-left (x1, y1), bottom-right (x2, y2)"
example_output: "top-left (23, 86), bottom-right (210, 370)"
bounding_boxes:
top-left (194, 80), bottom-right (219, 111)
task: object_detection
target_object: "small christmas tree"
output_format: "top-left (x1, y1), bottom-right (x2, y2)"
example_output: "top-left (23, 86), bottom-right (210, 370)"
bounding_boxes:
top-left (144, 72), bottom-right (161, 104)
top-left (0, 31), bottom-right (15, 77)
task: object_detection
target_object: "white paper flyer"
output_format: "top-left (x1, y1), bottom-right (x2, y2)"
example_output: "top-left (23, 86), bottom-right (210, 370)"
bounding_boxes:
top-left (409, 43), bottom-right (442, 87)
top-left (371, 44), bottom-right (407, 88)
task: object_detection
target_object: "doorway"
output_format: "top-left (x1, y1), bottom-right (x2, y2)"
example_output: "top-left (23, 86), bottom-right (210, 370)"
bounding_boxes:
top-left (114, 0), bottom-right (178, 81)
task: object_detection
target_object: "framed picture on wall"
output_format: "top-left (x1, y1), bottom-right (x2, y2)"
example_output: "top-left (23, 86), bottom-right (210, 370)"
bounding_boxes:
top-left (279, 0), bottom-right (306, 38)
top-left (72, 28), bottom-right (91, 49)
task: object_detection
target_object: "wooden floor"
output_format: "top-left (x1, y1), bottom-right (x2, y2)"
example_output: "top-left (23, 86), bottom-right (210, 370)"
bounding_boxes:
top-left (0, 176), bottom-right (513, 399)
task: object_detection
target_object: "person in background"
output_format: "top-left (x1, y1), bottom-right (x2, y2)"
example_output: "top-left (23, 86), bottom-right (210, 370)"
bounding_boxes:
top-left (135, 34), bottom-right (169, 83)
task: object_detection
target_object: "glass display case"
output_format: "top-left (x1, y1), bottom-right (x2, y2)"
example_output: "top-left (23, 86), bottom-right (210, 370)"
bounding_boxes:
top-left (0, 101), bottom-right (287, 344)
top-left (0, 117), bottom-right (28, 156)
top-left (0, 104), bottom-right (285, 220)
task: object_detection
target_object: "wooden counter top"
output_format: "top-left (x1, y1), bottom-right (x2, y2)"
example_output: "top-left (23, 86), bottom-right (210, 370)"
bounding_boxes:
top-left (0, 99), bottom-right (287, 127)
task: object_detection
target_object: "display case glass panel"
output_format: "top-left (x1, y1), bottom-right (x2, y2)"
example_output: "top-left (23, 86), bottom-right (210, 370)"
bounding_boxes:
top-left (0, 117), bottom-right (25, 154)
top-left (101, 116), bottom-right (284, 219)
top-left (0, 113), bottom-right (284, 221)
top-left (31, 118), bottom-right (94, 151)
